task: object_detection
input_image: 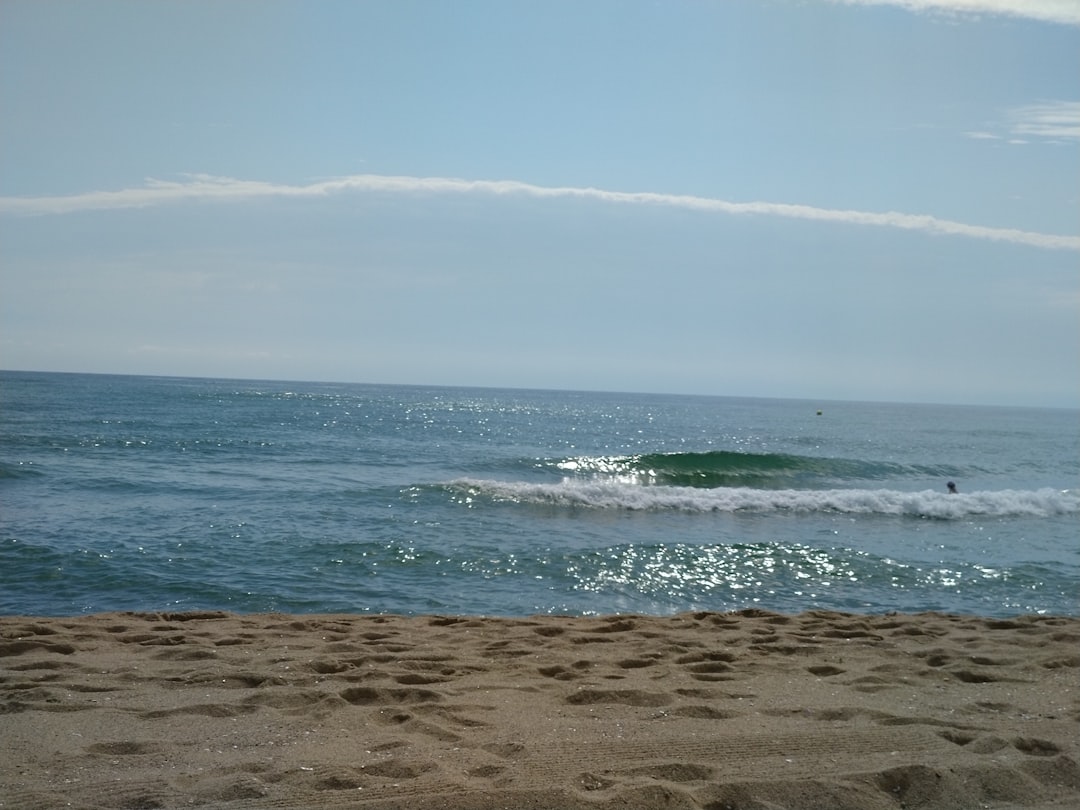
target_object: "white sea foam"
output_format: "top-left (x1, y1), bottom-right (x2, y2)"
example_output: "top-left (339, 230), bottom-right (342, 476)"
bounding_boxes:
top-left (447, 479), bottom-right (1079, 519)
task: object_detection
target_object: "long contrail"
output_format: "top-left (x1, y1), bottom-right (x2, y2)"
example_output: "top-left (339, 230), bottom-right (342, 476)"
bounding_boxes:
top-left (1, 173), bottom-right (1077, 251)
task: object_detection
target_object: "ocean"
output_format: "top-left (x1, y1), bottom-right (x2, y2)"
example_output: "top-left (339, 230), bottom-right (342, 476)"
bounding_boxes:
top-left (1, 371), bottom-right (1077, 618)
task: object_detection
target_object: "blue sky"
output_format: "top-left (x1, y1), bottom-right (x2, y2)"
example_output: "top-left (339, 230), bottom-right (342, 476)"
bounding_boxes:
top-left (1, 0), bottom-right (1077, 407)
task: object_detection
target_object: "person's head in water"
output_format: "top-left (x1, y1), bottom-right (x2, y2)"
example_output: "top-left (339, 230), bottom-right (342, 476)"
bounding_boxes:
top-left (947, 481), bottom-right (958, 494)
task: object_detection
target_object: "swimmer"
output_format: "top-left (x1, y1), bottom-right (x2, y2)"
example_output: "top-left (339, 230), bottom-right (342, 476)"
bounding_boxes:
top-left (946, 481), bottom-right (958, 494)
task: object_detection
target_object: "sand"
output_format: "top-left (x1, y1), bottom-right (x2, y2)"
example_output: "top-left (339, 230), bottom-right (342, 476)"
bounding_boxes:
top-left (2, 610), bottom-right (1078, 810)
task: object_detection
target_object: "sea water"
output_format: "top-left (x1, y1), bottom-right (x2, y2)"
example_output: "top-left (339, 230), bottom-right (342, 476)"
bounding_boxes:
top-left (1, 371), bottom-right (1077, 618)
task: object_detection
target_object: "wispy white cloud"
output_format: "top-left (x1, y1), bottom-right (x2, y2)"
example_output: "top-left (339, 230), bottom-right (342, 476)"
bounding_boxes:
top-left (1, 173), bottom-right (1077, 251)
top-left (964, 100), bottom-right (1080, 144)
top-left (828, 0), bottom-right (1080, 26)
top-left (1009, 101), bottom-right (1080, 141)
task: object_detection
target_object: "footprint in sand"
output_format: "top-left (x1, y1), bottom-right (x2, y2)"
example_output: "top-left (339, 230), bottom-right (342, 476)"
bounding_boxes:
top-left (1013, 737), bottom-right (1062, 756)
top-left (806, 665), bottom-right (846, 677)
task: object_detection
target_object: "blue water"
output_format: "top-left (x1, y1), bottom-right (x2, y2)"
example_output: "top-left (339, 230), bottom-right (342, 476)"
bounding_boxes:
top-left (1, 371), bottom-right (1077, 618)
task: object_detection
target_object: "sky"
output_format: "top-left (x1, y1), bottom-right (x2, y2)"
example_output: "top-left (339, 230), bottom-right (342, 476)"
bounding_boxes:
top-left (1, 0), bottom-right (1077, 407)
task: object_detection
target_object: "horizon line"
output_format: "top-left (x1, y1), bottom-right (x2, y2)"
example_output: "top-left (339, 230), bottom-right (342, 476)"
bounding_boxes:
top-left (2, 366), bottom-right (1076, 411)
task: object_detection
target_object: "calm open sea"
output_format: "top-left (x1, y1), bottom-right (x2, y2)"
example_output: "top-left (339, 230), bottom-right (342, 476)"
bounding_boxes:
top-left (1, 371), bottom-right (1077, 618)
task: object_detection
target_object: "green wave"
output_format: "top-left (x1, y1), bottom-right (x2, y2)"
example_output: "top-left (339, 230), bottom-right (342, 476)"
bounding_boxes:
top-left (555, 450), bottom-right (946, 489)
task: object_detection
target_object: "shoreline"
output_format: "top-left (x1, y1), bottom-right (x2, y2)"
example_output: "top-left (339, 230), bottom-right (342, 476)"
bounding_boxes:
top-left (3, 609), bottom-right (1079, 809)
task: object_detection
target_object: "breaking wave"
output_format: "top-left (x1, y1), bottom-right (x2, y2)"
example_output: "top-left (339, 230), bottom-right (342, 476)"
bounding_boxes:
top-left (446, 479), bottom-right (1078, 519)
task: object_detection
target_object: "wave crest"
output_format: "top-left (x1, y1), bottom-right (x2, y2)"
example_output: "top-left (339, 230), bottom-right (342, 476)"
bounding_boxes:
top-left (552, 450), bottom-right (951, 489)
top-left (446, 479), bottom-right (1078, 518)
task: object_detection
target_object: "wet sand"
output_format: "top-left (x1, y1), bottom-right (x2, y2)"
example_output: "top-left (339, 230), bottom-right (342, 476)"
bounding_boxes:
top-left (2, 610), bottom-right (1079, 809)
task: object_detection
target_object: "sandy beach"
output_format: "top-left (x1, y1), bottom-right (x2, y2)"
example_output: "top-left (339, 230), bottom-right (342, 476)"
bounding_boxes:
top-left (2, 610), bottom-right (1078, 809)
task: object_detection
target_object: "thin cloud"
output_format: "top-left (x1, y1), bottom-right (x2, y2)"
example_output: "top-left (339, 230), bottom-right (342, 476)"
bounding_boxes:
top-left (1, 173), bottom-right (1078, 251)
top-left (965, 100), bottom-right (1080, 145)
top-left (1009, 101), bottom-right (1080, 141)
top-left (828, 0), bottom-right (1080, 26)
